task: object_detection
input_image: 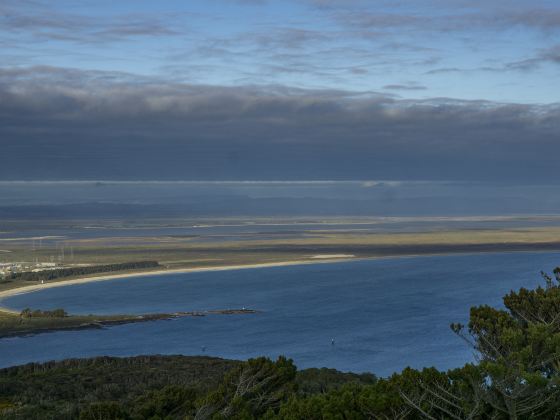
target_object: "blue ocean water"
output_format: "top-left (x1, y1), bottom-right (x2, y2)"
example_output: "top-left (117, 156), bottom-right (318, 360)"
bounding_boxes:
top-left (1, 252), bottom-right (558, 376)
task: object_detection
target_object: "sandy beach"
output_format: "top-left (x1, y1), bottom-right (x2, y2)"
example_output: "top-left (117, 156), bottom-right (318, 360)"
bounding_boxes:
top-left (0, 257), bottom-right (360, 313)
top-left (1, 243), bottom-right (557, 314)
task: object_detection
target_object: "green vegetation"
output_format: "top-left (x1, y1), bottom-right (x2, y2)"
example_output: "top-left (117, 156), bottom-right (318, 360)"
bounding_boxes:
top-left (0, 356), bottom-right (373, 420)
top-left (0, 309), bottom-right (177, 338)
top-left (0, 356), bottom-right (240, 419)
top-left (6, 261), bottom-right (160, 283)
top-left (20, 308), bottom-right (67, 318)
top-left (2, 268), bottom-right (560, 418)
top-left (0, 308), bottom-right (257, 338)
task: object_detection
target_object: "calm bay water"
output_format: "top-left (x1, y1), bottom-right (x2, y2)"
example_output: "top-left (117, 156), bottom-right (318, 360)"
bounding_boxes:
top-left (1, 252), bottom-right (558, 375)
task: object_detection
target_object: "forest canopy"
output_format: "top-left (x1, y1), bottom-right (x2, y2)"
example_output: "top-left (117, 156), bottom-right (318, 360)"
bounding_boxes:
top-left (5, 261), bottom-right (160, 283)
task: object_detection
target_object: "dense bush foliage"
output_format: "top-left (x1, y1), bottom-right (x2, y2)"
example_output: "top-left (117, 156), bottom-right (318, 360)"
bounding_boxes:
top-left (7, 261), bottom-right (160, 283)
top-left (19, 308), bottom-right (67, 318)
top-left (2, 268), bottom-right (560, 418)
top-left (0, 356), bottom-right (240, 419)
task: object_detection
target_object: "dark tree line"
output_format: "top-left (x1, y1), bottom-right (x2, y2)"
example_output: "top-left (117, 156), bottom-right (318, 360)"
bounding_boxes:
top-left (7, 261), bottom-right (160, 283)
top-left (20, 308), bottom-right (67, 318)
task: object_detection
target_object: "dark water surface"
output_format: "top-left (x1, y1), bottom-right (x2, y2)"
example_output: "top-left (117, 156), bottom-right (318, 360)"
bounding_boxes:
top-left (1, 252), bottom-right (558, 375)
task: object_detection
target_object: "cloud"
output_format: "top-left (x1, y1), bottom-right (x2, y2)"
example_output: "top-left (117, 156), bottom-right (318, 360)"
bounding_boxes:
top-left (427, 44), bottom-right (560, 74)
top-left (313, 2), bottom-right (560, 34)
top-left (0, 2), bottom-right (183, 43)
top-left (506, 45), bottom-right (560, 70)
top-left (219, 0), bottom-right (268, 4)
top-left (383, 84), bottom-right (427, 91)
top-left (424, 67), bottom-right (464, 75)
top-left (2, 0), bottom-right (558, 93)
top-left (0, 66), bottom-right (559, 182)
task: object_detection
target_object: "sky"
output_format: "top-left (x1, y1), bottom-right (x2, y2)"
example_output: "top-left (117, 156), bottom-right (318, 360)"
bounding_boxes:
top-left (0, 0), bottom-right (559, 184)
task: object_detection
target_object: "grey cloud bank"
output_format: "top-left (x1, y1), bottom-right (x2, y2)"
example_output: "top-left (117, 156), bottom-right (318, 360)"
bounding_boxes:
top-left (1, 66), bottom-right (559, 183)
